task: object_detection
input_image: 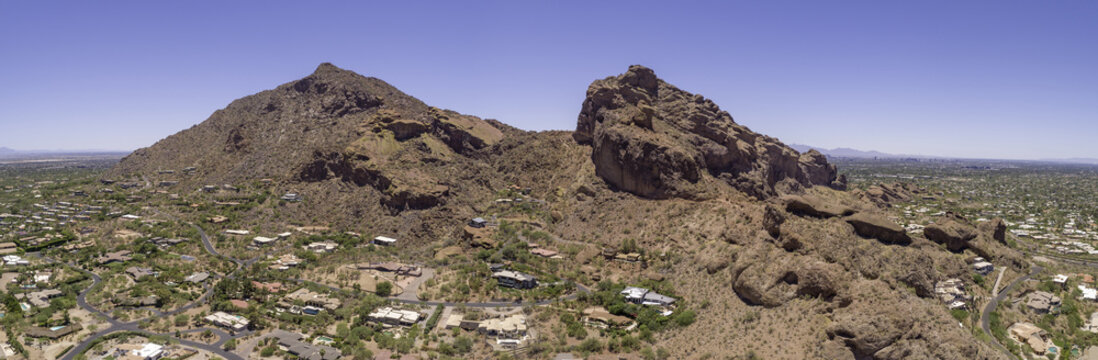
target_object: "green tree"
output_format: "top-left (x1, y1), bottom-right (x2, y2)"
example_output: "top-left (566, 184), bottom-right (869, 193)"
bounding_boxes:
top-left (375, 281), bottom-right (392, 297)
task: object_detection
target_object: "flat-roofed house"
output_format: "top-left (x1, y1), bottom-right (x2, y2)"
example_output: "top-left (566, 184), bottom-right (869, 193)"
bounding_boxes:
top-left (373, 236), bottom-right (397, 246)
top-left (492, 270), bottom-right (537, 289)
top-left (205, 311), bottom-right (250, 331)
top-left (1026, 291), bottom-right (1062, 314)
top-left (367, 307), bottom-right (422, 326)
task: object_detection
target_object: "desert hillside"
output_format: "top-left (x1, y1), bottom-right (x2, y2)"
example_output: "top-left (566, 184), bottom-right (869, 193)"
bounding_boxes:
top-left (108, 63), bottom-right (1021, 359)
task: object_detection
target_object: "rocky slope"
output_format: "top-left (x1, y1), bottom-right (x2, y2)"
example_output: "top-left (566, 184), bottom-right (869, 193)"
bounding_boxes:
top-left (110, 64), bottom-right (1016, 359)
top-left (575, 65), bottom-right (844, 200)
top-left (112, 63), bottom-right (509, 212)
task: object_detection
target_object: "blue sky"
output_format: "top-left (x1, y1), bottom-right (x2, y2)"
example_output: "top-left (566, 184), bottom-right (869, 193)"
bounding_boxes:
top-left (1, 1), bottom-right (1095, 159)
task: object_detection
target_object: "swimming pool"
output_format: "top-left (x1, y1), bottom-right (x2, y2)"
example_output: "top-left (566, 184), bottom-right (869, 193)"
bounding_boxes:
top-left (49, 325), bottom-right (65, 331)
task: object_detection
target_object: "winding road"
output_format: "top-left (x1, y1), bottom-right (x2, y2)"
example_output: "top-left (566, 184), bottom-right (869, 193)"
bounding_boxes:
top-left (50, 204), bottom-right (596, 360)
top-left (980, 265), bottom-right (1042, 360)
top-left (55, 215), bottom-right (249, 360)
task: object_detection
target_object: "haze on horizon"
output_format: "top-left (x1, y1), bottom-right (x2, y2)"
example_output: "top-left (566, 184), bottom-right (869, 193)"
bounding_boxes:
top-left (1, 1), bottom-right (1095, 160)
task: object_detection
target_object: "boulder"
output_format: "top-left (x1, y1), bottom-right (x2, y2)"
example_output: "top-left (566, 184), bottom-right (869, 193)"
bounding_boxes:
top-left (844, 213), bottom-right (911, 245)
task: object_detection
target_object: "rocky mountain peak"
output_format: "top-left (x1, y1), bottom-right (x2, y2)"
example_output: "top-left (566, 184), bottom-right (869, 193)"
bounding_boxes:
top-left (575, 66), bottom-right (844, 200)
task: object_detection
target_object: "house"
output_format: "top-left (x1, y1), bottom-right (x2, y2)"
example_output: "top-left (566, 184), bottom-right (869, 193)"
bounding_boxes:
top-left (583, 307), bottom-right (634, 329)
top-left (270, 254), bottom-right (303, 270)
top-left (1026, 291), bottom-right (1062, 314)
top-left (207, 215), bottom-right (228, 223)
top-left (469, 217), bottom-right (487, 228)
top-left (98, 250), bottom-right (132, 265)
top-left (281, 192), bottom-right (302, 202)
top-left (157, 181), bottom-right (178, 187)
top-left (357, 262), bottom-right (422, 276)
top-left (224, 229), bottom-right (250, 235)
top-left (530, 248), bottom-right (559, 258)
top-left (253, 236), bottom-right (277, 246)
top-left (25, 323), bottom-right (82, 339)
top-left (253, 281), bottom-right (283, 293)
top-left (126, 266), bottom-right (156, 279)
top-left (1084, 312), bottom-right (1098, 332)
top-left (205, 311), bottom-right (250, 331)
top-left (33, 271), bottom-right (51, 284)
top-left (1054, 274), bottom-right (1069, 288)
top-left (274, 332), bottom-right (342, 360)
top-left (277, 232), bottom-right (292, 239)
top-left (2, 255), bottom-right (28, 266)
top-left (1008, 322), bottom-right (1054, 355)
top-left (373, 236), bottom-right (397, 246)
top-left (304, 241), bottom-right (338, 253)
top-left (934, 279), bottom-right (970, 309)
top-left (444, 314), bottom-right (465, 330)
top-left (367, 307), bottom-right (422, 326)
top-left (113, 343), bottom-right (164, 360)
top-left (284, 288), bottom-right (341, 311)
top-left (478, 314), bottom-right (527, 339)
top-left (201, 185), bottom-right (218, 193)
top-left (492, 270), bottom-right (538, 289)
top-left (121, 214), bottom-right (141, 220)
top-left (185, 272), bottom-right (209, 283)
top-left (1080, 285), bottom-right (1098, 302)
top-left (19, 289), bottom-right (62, 308)
top-left (0, 242), bottom-right (16, 255)
top-left (973, 260), bottom-right (994, 276)
top-left (620, 287), bottom-right (676, 306)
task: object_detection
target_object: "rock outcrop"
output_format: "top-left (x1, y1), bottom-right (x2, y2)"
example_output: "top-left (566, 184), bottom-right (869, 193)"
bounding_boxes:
top-left (782, 194), bottom-right (855, 218)
top-left (574, 65), bottom-right (843, 200)
top-left (730, 244), bottom-right (843, 307)
top-left (923, 213), bottom-right (979, 252)
top-left (844, 213), bottom-right (911, 245)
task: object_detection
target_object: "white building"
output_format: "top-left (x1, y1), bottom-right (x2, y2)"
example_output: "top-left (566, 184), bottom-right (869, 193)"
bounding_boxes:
top-left (205, 311), bottom-right (250, 331)
top-left (224, 229), bottom-right (250, 235)
top-left (367, 307), bottom-right (422, 326)
top-left (253, 236), bottom-right (276, 246)
top-left (373, 236), bottom-right (397, 246)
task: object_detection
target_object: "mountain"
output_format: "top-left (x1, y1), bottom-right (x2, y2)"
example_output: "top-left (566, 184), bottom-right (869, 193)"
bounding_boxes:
top-left (790, 144), bottom-right (910, 158)
top-left (110, 64), bottom-right (1013, 359)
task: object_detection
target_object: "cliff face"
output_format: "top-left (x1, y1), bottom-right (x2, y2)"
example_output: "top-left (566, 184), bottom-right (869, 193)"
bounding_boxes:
top-left (575, 65), bottom-right (843, 200)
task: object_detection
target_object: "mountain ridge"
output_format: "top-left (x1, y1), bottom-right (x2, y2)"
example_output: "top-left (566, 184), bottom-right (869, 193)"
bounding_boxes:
top-left (105, 63), bottom-right (1013, 359)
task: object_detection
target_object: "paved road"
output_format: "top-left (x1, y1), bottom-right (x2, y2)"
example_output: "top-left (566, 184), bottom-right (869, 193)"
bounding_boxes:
top-left (59, 207), bottom-right (595, 359)
top-left (294, 276), bottom-right (591, 308)
top-left (981, 265), bottom-right (1042, 360)
top-left (58, 213), bottom-right (251, 360)
top-left (395, 267), bottom-right (436, 301)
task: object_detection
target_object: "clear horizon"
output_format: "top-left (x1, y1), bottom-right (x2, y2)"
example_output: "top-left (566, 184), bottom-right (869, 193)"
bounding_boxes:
top-left (1, 1), bottom-right (1096, 160)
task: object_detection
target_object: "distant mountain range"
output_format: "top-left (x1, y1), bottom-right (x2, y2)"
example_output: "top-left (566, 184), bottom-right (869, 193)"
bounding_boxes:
top-left (0, 147), bottom-right (129, 159)
top-left (791, 144), bottom-right (1098, 165)
top-left (789, 144), bottom-right (930, 159)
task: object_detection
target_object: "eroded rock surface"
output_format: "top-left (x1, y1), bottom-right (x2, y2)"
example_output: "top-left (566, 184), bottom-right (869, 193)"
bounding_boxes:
top-left (575, 65), bottom-right (843, 200)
